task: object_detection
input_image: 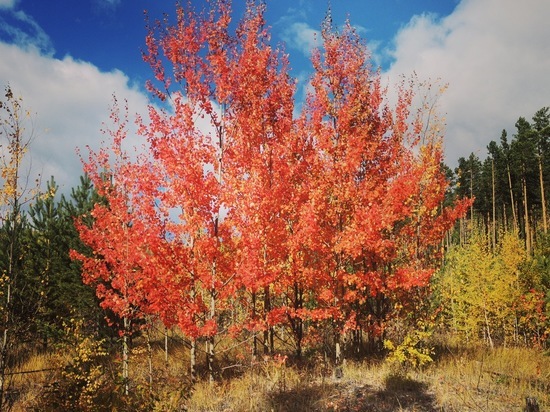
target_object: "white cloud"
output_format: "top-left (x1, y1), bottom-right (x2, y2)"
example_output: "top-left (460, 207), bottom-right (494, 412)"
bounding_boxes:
top-left (0, 6), bottom-right (53, 53)
top-left (0, 42), bottom-right (151, 194)
top-left (384, 0), bottom-right (550, 166)
top-left (0, 0), bottom-right (17, 10)
top-left (280, 21), bottom-right (321, 56)
top-left (352, 23), bottom-right (368, 36)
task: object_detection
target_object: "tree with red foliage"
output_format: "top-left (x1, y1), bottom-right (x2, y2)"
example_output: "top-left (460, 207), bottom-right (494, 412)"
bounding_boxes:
top-left (141, 0), bottom-right (236, 381)
top-left (294, 17), bottom-right (472, 359)
top-left (71, 97), bottom-right (163, 394)
top-left (219, 3), bottom-right (297, 356)
top-left (74, 0), bottom-right (470, 380)
top-left (140, 0), bottom-right (301, 376)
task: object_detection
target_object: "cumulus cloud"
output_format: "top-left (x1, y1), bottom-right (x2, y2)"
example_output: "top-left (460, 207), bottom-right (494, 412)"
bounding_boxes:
top-left (280, 21), bottom-right (321, 56)
top-left (384, 0), bottom-right (550, 166)
top-left (0, 42), bottom-right (151, 194)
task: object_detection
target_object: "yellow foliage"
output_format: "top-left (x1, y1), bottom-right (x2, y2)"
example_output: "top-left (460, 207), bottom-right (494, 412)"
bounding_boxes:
top-left (435, 229), bottom-right (534, 346)
top-left (384, 321), bottom-right (434, 369)
top-left (55, 318), bottom-right (109, 411)
top-left (0, 85), bottom-right (35, 209)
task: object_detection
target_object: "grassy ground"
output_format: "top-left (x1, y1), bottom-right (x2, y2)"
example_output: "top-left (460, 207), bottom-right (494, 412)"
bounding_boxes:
top-left (8, 337), bottom-right (550, 411)
top-left (184, 346), bottom-right (550, 412)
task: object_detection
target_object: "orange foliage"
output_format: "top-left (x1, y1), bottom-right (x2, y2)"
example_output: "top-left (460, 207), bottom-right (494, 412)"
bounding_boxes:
top-left (73, 1), bottom-right (469, 354)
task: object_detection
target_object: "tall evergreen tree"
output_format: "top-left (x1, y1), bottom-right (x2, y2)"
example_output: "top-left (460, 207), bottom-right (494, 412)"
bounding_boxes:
top-left (511, 117), bottom-right (539, 253)
top-left (532, 108), bottom-right (550, 233)
top-left (26, 176), bottom-right (109, 344)
top-left (486, 140), bottom-right (509, 225)
top-left (8, 173), bottom-right (112, 351)
top-left (455, 153), bottom-right (483, 220)
top-left (498, 130), bottom-right (520, 231)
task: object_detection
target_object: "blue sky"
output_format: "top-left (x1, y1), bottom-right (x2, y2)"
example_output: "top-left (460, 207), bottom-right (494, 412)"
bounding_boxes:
top-left (0, 1), bottom-right (457, 77)
top-left (1, 0), bottom-right (550, 194)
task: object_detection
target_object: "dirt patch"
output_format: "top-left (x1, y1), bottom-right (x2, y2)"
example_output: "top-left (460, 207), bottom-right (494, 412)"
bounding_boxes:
top-left (269, 375), bottom-right (438, 412)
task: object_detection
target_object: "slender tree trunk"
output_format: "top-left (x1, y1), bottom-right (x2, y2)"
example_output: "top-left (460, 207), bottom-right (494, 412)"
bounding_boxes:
top-left (483, 308), bottom-right (494, 350)
top-left (291, 282), bottom-right (303, 359)
top-left (263, 286), bottom-right (273, 354)
top-left (491, 159), bottom-right (497, 253)
top-left (470, 166), bottom-right (474, 222)
top-left (295, 321), bottom-right (303, 359)
top-left (0, 90), bottom-right (38, 410)
top-left (522, 174), bottom-right (531, 254)
top-left (208, 281), bottom-right (216, 384)
top-left (206, 103), bottom-right (224, 384)
top-left (164, 327), bottom-right (169, 369)
top-left (458, 217), bottom-right (466, 246)
top-left (146, 326), bottom-right (153, 397)
top-left (122, 316), bottom-right (130, 396)
top-left (252, 291), bottom-right (258, 357)
top-left (0, 219), bottom-right (16, 408)
top-left (190, 338), bottom-right (196, 382)
top-left (538, 155), bottom-right (547, 233)
top-left (503, 203), bottom-right (508, 232)
top-left (335, 336), bottom-right (342, 365)
top-left (0, 281), bottom-right (11, 411)
top-left (507, 164), bottom-right (518, 231)
top-left (0, 173), bottom-right (22, 411)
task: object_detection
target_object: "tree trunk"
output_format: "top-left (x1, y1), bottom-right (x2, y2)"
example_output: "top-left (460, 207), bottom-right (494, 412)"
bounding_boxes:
top-left (522, 174), bottom-right (531, 254)
top-left (335, 338), bottom-right (341, 365)
top-left (292, 283), bottom-right (303, 359)
top-left (470, 166), bottom-right (474, 222)
top-left (538, 155), bottom-right (547, 234)
top-left (122, 316), bottom-right (130, 396)
top-left (263, 286), bottom-right (274, 354)
top-left (503, 203), bottom-right (508, 232)
top-left (252, 291), bottom-right (258, 357)
top-left (207, 254), bottom-right (217, 383)
top-left (208, 295), bottom-right (215, 384)
top-left (525, 397), bottom-right (540, 412)
top-left (491, 159), bottom-right (497, 253)
top-left (164, 327), bottom-right (169, 369)
top-left (0, 215), bottom-right (17, 407)
top-left (507, 164), bottom-right (518, 231)
top-left (0, 281), bottom-right (11, 411)
top-left (460, 217), bottom-right (465, 246)
top-left (483, 308), bottom-right (494, 350)
top-left (190, 338), bottom-right (196, 382)
top-left (146, 326), bottom-right (153, 397)
top-left (294, 317), bottom-right (303, 359)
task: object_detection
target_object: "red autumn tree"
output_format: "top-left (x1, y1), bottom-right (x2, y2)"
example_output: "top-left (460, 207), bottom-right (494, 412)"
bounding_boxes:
top-left (142, 0), bottom-right (235, 381)
top-left (293, 18), bottom-right (471, 358)
top-left (74, 0), bottom-right (470, 376)
top-left (140, 0), bottom-right (300, 376)
top-left (219, 3), bottom-right (296, 355)
top-left (71, 97), bottom-right (164, 394)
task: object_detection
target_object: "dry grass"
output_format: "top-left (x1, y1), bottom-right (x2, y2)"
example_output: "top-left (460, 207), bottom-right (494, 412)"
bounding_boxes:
top-left (8, 350), bottom-right (65, 412)
top-left (427, 345), bottom-right (550, 411)
top-left (185, 357), bottom-right (438, 411)
top-left (184, 346), bottom-right (549, 412)
top-left (185, 356), bottom-right (305, 411)
top-left (7, 334), bottom-right (550, 411)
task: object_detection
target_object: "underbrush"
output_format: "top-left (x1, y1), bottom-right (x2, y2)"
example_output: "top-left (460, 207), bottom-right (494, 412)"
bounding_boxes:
top-left (7, 331), bottom-right (550, 411)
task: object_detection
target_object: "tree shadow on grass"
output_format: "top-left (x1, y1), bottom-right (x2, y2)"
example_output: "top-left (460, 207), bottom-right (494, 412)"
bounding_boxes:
top-left (268, 374), bottom-right (438, 412)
